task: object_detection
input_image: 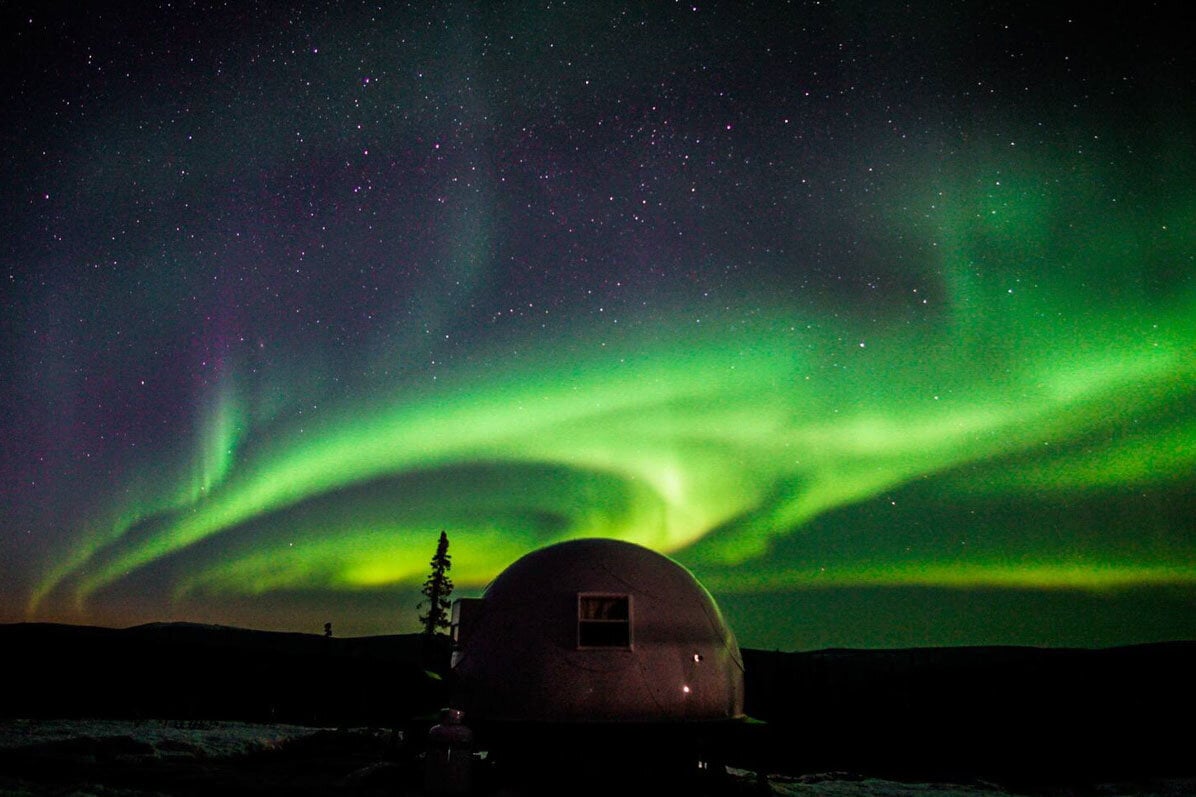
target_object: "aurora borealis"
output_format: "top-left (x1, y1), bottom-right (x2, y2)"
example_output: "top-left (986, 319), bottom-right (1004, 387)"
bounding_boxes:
top-left (2, 2), bottom-right (1193, 649)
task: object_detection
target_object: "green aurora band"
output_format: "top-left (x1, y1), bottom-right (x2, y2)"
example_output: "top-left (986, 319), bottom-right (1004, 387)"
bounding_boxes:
top-left (30, 150), bottom-right (1196, 626)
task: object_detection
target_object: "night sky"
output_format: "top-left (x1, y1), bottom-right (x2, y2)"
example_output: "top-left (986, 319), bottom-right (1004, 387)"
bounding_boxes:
top-left (3, 1), bottom-right (1193, 650)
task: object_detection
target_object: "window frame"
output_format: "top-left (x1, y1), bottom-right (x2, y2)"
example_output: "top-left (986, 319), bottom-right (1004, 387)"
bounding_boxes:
top-left (576, 592), bottom-right (633, 650)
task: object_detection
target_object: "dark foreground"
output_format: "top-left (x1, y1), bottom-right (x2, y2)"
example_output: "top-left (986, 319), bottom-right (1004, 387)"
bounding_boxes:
top-left (2, 719), bottom-right (1194, 797)
top-left (2, 623), bottom-right (1194, 794)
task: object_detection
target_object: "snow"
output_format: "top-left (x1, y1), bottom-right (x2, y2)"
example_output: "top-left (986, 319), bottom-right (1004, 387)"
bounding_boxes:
top-left (737, 771), bottom-right (1196, 797)
top-left (0, 717), bottom-right (322, 760)
top-left (2, 720), bottom-right (1192, 796)
top-left (744, 771), bottom-right (1014, 797)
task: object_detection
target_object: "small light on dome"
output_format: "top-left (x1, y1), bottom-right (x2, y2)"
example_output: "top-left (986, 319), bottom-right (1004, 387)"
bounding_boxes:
top-left (682, 684), bottom-right (691, 694)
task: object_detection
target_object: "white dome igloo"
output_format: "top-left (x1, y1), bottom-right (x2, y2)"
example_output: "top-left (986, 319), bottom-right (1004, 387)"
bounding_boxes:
top-left (450, 538), bottom-right (745, 723)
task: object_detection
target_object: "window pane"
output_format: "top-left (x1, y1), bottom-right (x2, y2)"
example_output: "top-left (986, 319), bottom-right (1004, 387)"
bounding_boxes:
top-left (577, 594), bottom-right (631, 648)
top-left (579, 595), bottom-right (629, 620)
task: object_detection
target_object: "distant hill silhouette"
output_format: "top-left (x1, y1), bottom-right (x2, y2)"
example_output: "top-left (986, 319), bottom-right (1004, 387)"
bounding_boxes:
top-left (1, 622), bottom-right (450, 727)
top-left (739, 642), bottom-right (1196, 783)
top-left (3, 622), bottom-right (1193, 782)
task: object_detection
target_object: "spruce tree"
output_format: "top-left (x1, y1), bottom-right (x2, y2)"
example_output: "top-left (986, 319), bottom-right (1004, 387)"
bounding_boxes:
top-left (419, 530), bottom-right (453, 635)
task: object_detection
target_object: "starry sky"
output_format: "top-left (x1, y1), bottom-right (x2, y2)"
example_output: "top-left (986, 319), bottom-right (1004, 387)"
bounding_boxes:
top-left (2, 1), bottom-right (1193, 650)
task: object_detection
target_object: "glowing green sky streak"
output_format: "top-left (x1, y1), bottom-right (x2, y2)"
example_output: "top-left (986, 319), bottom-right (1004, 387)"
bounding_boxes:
top-left (701, 561), bottom-right (1196, 594)
top-left (30, 154), bottom-right (1196, 615)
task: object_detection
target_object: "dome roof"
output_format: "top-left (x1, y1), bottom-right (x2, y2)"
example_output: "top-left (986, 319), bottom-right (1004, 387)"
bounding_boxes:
top-left (452, 538), bottom-right (744, 723)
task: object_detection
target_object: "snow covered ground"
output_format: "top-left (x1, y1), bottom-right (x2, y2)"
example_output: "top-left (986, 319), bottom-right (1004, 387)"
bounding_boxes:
top-left (1, 719), bottom-right (1193, 796)
top-left (740, 770), bottom-right (1196, 797)
top-left (751, 774), bottom-right (1015, 797)
top-left (0, 717), bottom-right (324, 759)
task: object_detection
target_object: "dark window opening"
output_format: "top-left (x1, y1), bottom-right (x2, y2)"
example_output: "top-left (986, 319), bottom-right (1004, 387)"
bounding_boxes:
top-left (578, 594), bottom-right (631, 648)
top-left (450, 598), bottom-right (482, 651)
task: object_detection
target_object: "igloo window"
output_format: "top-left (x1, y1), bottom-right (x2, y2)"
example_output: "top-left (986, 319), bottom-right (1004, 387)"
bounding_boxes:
top-left (577, 593), bottom-right (631, 648)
